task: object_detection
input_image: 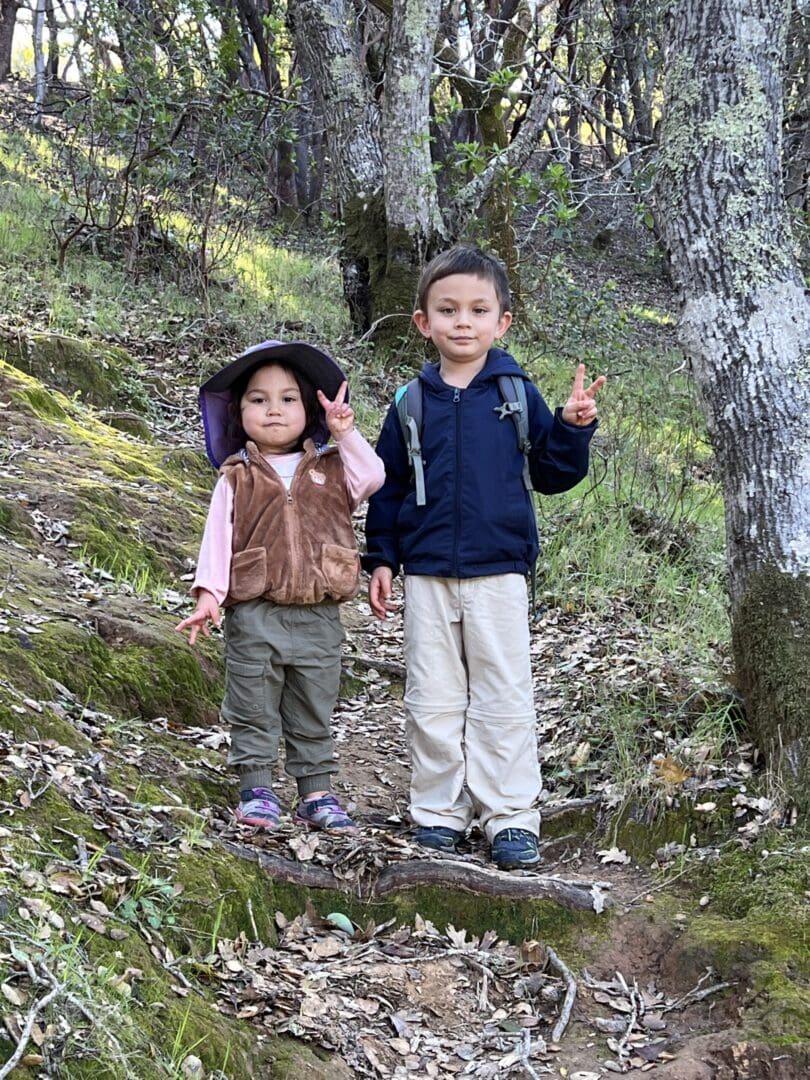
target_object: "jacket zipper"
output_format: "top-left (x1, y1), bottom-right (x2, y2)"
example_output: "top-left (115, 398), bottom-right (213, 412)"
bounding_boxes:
top-left (453, 387), bottom-right (461, 576)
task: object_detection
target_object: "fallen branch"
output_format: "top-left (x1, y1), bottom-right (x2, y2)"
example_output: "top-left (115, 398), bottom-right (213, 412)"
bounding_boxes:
top-left (519, 1027), bottom-right (545, 1079)
top-left (541, 795), bottom-right (602, 820)
top-left (547, 946), bottom-right (577, 1043)
top-left (222, 841), bottom-right (611, 912)
top-left (345, 654), bottom-right (406, 679)
top-left (662, 974), bottom-right (734, 1013)
top-left (0, 981), bottom-right (63, 1080)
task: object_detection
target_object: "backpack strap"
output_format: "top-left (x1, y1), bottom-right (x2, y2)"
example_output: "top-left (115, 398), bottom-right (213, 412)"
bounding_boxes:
top-left (495, 375), bottom-right (540, 618)
top-left (495, 375), bottom-right (533, 494)
top-left (395, 379), bottom-right (426, 506)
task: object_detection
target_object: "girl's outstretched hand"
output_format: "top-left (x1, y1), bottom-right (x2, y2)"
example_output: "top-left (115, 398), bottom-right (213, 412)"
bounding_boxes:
top-left (562, 363), bottom-right (606, 426)
top-left (317, 381), bottom-right (355, 441)
top-left (175, 589), bottom-right (221, 646)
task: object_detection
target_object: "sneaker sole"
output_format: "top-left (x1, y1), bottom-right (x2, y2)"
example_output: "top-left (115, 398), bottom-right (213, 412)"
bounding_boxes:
top-left (294, 814), bottom-right (357, 832)
top-left (234, 810), bottom-right (279, 829)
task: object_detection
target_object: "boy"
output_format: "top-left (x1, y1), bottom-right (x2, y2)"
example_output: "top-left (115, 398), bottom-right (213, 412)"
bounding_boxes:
top-left (363, 246), bottom-right (605, 869)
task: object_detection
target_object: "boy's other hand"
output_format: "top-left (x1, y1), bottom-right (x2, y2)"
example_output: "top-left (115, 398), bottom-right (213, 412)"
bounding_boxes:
top-left (369, 566), bottom-right (398, 620)
top-left (175, 589), bottom-right (221, 646)
top-left (562, 363), bottom-right (606, 426)
top-left (317, 382), bottom-right (355, 441)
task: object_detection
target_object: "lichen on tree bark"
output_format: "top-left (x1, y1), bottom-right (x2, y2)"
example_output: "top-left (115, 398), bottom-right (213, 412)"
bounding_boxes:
top-left (656, 0), bottom-right (810, 818)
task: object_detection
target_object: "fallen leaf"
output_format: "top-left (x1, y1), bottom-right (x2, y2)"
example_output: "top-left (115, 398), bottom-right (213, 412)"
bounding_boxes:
top-left (597, 847), bottom-right (631, 865)
top-left (654, 755), bottom-right (690, 784)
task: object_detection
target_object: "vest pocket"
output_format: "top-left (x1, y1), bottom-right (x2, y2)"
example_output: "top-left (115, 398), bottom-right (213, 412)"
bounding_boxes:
top-left (229, 548), bottom-right (268, 601)
top-left (321, 543), bottom-right (360, 599)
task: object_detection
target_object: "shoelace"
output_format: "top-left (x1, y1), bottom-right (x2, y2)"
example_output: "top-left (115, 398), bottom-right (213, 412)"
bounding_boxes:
top-left (499, 829), bottom-right (531, 843)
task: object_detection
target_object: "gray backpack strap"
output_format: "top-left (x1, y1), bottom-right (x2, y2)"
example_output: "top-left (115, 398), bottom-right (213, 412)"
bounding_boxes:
top-left (495, 375), bottom-right (533, 493)
top-left (495, 375), bottom-right (539, 619)
top-left (395, 379), bottom-right (426, 506)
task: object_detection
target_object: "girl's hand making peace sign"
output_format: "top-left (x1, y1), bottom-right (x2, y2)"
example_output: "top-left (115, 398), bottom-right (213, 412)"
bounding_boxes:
top-left (317, 381), bottom-right (355, 441)
top-left (561, 363), bottom-right (606, 427)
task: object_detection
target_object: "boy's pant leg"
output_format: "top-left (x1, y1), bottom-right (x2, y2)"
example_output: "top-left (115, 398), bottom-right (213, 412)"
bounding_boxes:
top-left (403, 576), bottom-right (474, 832)
top-left (279, 604), bottom-right (343, 796)
top-left (461, 574), bottom-right (541, 843)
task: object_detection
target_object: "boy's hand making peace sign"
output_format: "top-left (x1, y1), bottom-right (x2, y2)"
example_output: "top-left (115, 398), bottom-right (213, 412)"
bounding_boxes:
top-left (317, 381), bottom-right (355, 441)
top-left (561, 364), bottom-right (606, 427)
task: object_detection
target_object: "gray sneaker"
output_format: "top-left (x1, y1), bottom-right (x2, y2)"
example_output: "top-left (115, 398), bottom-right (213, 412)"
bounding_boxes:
top-left (234, 787), bottom-right (281, 829)
top-left (294, 793), bottom-right (356, 831)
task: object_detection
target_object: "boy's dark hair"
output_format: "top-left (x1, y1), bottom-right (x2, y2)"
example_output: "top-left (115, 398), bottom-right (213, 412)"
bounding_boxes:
top-left (225, 362), bottom-right (319, 452)
top-left (415, 245), bottom-right (511, 315)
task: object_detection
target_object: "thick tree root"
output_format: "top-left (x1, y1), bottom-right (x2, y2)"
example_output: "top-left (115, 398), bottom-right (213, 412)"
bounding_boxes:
top-left (222, 840), bottom-right (611, 912)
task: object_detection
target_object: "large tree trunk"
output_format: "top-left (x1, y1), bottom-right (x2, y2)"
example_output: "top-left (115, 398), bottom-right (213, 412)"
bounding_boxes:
top-left (287, 0), bottom-right (384, 333)
top-left (656, 0), bottom-right (810, 816)
top-left (379, 0), bottom-right (444, 342)
top-left (0, 0), bottom-right (20, 81)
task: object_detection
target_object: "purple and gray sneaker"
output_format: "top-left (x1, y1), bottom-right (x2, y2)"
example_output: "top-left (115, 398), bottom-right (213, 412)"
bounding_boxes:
top-left (294, 793), bottom-right (356, 831)
top-left (235, 787), bottom-right (282, 829)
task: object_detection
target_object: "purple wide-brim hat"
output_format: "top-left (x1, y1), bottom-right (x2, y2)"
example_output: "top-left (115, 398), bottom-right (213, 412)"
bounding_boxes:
top-left (199, 340), bottom-right (348, 468)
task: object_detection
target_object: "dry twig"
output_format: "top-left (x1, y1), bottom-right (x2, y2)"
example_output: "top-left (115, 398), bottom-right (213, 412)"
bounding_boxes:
top-left (546, 947), bottom-right (577, 1044)
top-left (0, 981), bottom-right (62, 1080)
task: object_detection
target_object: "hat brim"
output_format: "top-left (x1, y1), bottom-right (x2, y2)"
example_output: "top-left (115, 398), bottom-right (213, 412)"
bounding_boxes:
top-left (199, 340), bottom-right (348, 468)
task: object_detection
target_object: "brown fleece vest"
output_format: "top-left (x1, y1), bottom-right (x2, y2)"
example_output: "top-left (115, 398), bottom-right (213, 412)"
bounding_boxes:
top-left (220, 440), bottom-right (359, 607)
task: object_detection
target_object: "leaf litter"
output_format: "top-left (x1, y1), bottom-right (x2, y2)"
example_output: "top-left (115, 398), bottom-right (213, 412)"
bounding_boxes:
top-left (0, 381), bottom-right (780, 1074)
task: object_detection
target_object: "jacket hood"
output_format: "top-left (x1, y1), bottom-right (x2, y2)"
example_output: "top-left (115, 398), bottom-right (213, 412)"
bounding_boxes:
top-left (418, 347), bottom-right (527, 391)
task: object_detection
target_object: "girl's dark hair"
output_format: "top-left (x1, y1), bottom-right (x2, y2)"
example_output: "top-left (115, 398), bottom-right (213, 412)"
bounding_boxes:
top-left (225, 362), bottom-right (319, 452)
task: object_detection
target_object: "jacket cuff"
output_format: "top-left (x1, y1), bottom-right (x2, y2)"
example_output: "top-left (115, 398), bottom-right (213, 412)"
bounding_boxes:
top-left (360, 555), bottom-right (399, 577)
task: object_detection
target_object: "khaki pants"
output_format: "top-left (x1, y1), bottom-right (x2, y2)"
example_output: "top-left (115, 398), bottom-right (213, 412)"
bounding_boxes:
top-left (222, 598), bottom-right (344, 795)
top-left (403, 574), bottom-right (541, 842)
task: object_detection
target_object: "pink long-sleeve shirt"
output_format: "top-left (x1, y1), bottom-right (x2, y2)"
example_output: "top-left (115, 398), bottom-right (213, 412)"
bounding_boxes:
top-left (192, 429), bottom-right (385, 605)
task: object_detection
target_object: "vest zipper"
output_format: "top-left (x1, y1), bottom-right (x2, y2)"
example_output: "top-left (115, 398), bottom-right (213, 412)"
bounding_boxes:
top-left (285, 455), bottom-right (310, 601)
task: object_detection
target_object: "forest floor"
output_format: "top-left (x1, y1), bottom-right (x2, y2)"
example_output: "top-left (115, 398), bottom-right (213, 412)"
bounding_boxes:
top-left (0, 150), bottom-right (808, 1076)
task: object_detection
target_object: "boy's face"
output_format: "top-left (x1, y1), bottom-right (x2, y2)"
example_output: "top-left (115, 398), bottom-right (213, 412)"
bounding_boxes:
top-left (413, 273), bottom-right (512, 371)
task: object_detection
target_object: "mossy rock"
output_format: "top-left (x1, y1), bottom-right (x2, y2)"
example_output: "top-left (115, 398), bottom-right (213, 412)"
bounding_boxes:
top-left (0, 495), bottom-right (37, 542)
top-left (661, 838), bottom-right (810, 1045)
top-left (101, 411), bottom-right (155, 441)
top-left (0, 610), bottom-right (222, 735)
top-left (611, 789), bottom-right (737, 861)
top-left (0, 331), bottom-right (141, 411)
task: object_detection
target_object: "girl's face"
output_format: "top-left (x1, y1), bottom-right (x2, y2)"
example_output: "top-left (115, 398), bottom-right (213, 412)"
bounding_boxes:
top-left (240, 365), bottom-right (307, 454)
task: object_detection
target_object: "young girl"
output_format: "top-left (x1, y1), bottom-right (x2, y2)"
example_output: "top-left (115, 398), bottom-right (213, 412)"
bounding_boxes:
top-left (176, 340), bottom-right (385, 831)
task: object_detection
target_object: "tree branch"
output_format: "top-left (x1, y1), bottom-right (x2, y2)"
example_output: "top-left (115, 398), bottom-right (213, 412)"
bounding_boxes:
top-left (449, 72), bottom-right (559, 229)
top-left (222, 840), bottom-right (611, 912)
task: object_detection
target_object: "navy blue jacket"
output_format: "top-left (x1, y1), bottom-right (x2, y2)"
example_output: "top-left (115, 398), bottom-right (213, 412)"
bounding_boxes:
top-left (363, 348), bottom-right (596, 578)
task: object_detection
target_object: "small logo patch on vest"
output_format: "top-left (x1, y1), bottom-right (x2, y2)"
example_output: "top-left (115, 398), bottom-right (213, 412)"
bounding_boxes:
top-left (309, 469), bottom-right (326, 486)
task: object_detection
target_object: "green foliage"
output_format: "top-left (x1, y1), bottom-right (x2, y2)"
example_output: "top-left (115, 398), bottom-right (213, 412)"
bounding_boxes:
top-left (117, 864), bottom-right (179, 929)
top-left (43, 0), bottom-right (297, 297)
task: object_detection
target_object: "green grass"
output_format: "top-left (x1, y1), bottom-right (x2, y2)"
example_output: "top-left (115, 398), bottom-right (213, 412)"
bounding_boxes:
top-left (0, 127), bottom-right (348, 354)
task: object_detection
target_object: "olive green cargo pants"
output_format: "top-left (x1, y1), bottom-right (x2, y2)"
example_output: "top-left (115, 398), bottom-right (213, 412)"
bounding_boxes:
top-left (222, 597), bottom-right (344, 795)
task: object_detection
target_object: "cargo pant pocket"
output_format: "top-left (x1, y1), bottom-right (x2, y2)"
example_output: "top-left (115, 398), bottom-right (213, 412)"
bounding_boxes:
top-left (222, 659), bottom-right (265, 720)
